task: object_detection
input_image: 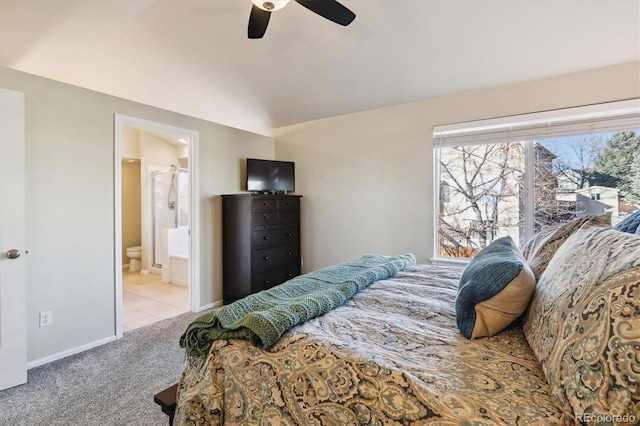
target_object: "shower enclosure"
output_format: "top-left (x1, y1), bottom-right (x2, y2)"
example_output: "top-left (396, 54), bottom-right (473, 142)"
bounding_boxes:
top-left (152, 167), bottom-right (189, 267)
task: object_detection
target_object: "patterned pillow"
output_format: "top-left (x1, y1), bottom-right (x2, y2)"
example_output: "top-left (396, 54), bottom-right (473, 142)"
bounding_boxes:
top-left (520, 222), bottom-right (562, 263)
top-left (523, 225), bottom-right (640, 422)
top-left (456, 236), bottom-right (535, 339)
top-left (520, 215), bottom-right (611, 281)
top-left (615, 209), bottom-right (640, 234)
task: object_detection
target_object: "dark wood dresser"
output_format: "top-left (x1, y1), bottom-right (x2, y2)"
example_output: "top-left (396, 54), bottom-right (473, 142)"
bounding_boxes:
top-left (221, 194), bottom-right (302, 304)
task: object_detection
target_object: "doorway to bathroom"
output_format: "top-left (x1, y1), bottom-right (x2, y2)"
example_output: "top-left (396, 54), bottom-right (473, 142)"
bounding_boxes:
top-left (114, 114), bottom-right (200, 338)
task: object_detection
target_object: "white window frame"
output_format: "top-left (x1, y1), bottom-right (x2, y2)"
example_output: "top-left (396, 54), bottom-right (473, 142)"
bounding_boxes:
top-left (432, 99), bottom-right (640, 266)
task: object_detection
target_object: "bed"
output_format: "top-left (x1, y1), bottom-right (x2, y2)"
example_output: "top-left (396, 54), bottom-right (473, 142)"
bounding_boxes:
top-left (173, 262), bottom-right (563, 425)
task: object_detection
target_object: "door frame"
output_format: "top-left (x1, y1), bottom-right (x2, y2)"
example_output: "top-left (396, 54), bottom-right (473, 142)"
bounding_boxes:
top-left (113, 114), bottom-right (200, 338)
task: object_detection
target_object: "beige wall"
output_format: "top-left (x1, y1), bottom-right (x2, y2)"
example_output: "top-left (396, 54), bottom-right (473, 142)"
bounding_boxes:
top-left (0, 66), bottom-right (274, 363)
top-left (121, 161), bottom-right (141, 266)
top-left (274, 61), bottom-right (640, 271)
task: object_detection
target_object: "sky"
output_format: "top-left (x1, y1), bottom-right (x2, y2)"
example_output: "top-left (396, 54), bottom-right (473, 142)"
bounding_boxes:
top-left (537, 129), bottom-right (638, 171)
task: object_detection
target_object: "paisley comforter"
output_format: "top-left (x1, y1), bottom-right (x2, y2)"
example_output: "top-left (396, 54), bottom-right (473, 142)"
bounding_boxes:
top-left (174, 264), bottom-right (562, 425)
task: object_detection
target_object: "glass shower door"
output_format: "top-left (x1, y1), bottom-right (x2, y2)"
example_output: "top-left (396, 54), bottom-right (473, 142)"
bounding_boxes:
top-left (152, 168), bottom-right (189, 267)
top-left (153, 170), bottom-right (175, 267)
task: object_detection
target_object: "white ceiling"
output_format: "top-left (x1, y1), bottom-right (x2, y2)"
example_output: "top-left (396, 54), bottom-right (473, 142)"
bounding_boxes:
top-left (1, 0), bottom-right (639, 136)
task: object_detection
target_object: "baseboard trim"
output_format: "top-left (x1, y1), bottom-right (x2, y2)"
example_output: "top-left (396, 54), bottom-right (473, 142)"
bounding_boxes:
top-left (197, 300), bottom-right (222, 312)
top-left (27, 335), bottom-right (117, 369)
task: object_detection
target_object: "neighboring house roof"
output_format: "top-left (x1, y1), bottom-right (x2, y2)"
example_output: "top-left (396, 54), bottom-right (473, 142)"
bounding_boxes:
top-left (576, 185), bottom-right (620, 194)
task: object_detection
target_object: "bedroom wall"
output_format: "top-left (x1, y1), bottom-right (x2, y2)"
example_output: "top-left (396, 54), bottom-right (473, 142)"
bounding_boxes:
top-left (0, 66), bottom-right (274, 364)
top-left (273, 61), bottom-right (640, 271)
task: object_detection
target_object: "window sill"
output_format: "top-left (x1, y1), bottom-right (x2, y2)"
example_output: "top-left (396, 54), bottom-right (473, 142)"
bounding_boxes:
top-left (430, 257), bottom-right (469, 268)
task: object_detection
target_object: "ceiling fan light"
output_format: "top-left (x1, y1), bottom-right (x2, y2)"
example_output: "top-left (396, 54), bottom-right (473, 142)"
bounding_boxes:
top-left (252, 0), bottom-right (291, 12)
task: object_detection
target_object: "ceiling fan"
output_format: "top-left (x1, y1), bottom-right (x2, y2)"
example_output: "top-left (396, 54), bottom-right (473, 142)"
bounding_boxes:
top-left (248, 0), bottom-right (356, 39)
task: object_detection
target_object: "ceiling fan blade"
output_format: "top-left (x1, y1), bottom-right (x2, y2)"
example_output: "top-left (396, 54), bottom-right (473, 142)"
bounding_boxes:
top-left (248, 4), bottom-right (271, 38)
top-left (295, 0), bottom-right (355, 26)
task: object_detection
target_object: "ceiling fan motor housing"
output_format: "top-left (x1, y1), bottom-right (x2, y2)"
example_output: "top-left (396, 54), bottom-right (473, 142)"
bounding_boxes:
top-left (253, 0), bottom-right (291, 12)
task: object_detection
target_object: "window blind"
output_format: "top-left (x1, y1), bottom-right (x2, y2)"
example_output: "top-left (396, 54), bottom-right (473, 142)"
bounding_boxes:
top-left (433, 99), bottom-right (640, 147)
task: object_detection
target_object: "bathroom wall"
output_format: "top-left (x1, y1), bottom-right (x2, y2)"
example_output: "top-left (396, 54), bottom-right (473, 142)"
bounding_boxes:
top-left (177, 144), bottom-right (188, 168)
top-left (121, 160), bottom-right (141, 266)
top-left (140, 131), bottom-right (182, 169)
top-left (121, 126), bottom-right (140, 159)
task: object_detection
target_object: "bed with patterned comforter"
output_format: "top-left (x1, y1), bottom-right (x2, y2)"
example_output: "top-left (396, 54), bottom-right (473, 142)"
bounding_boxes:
top-left (172, 215), bottom-right (640, 425)
top-left (174, 264), bottom-right (562, 425)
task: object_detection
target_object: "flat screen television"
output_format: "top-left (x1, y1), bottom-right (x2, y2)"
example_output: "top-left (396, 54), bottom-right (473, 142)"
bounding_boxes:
top-left (246, 158), bottom-right (295, 193)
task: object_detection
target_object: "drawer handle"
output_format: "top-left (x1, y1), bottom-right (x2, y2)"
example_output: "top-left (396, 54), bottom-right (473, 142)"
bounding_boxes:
top-left (286, 214), bottom-right (291, 218)
top-left (263, 256), bottom-right (270, 261)
top-left (263, 236), bottom-right (269, 240)
top-left (287, 251), bottom-right (293, 256)
top-left (263, 214), bottom-right (268, 219)
top-left (287, 233), bottom-right (292, 237)
top-left (287, 273), bottom-right (293, 278)
top-left (264, 280), bottom-right (270, 285)
top-left (263, 201), bottom-right (268, 206)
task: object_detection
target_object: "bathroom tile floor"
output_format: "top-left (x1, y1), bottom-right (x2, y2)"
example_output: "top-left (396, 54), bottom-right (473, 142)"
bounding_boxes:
top-left (122, 269), bottom-right (189, 332)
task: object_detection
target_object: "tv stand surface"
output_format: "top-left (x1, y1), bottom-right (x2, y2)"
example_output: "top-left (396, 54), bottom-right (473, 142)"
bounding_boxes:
top-left (252, 190), bottom-right (289, 195)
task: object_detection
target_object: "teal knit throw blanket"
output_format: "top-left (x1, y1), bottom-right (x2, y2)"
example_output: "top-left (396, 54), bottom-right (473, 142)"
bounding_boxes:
top-left (180, 253), bottom-right (416, 358)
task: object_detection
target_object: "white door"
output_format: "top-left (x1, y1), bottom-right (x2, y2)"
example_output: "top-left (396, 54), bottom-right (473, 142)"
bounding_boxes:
top-left (0, 88), bottom-right (27, 390)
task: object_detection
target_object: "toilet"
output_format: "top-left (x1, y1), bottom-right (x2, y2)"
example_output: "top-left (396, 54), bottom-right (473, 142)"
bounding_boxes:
top-left (126, 246), bottom-right (142, 271)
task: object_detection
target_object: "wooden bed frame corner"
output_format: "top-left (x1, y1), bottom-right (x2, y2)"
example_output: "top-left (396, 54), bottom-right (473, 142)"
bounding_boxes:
top-left (154, 382), bottom-right (178, 425)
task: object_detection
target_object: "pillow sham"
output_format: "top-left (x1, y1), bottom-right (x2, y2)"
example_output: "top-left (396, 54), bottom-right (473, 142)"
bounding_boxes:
top-left (520, 214), bottom-right (610, 281)
top-left (520, 222), bottom-right (562, 264)
top-left (523, 225), bottom-right (640, 422)
top-left (615, 209), bottom-right (640, 234)
top-left (456, 236), bottom-right (535, 339)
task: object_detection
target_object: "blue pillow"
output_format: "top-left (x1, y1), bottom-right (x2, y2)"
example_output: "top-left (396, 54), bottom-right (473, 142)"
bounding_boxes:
top-left (456, 236), bottom-right (536, 339)
top-left (615, 209), bottom-right (640, 234)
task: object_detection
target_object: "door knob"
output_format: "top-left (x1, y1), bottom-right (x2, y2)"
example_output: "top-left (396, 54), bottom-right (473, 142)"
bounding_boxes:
top-left (7, 249), bottom-right (20, 259)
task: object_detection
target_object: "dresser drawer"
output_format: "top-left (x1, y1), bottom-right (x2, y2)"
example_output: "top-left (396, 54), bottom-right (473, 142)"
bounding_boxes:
top-left (252, 198), bottom-right (278, 211)
top-left (252, 197), bottom-right (299, 212)
top-left (252, 265), bottom-right (301, 291)
top-left (278, 197), bottom-right (299, 210)
top-left (253, 211), bottom-right (280, 226)
top-left (279, 210), bottom-right (298, 223)
top-left (252, 227), bottom-right (299, 249)
top-left (253, 211), bottom-right (299, 227)
top-left (252, 244), bottom-right (300, 273)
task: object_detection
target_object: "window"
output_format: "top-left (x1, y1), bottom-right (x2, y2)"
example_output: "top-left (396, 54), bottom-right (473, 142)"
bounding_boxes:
top-left (433, 100), bottom-right (640, 262)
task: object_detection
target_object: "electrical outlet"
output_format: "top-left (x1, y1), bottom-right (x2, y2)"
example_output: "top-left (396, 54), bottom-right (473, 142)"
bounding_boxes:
top-left (39, 311), bottom-right (52, 327)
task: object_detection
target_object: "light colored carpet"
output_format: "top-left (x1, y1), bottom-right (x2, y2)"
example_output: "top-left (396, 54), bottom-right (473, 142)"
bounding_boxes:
top-left (0, 310), bottom-right (208, 426)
